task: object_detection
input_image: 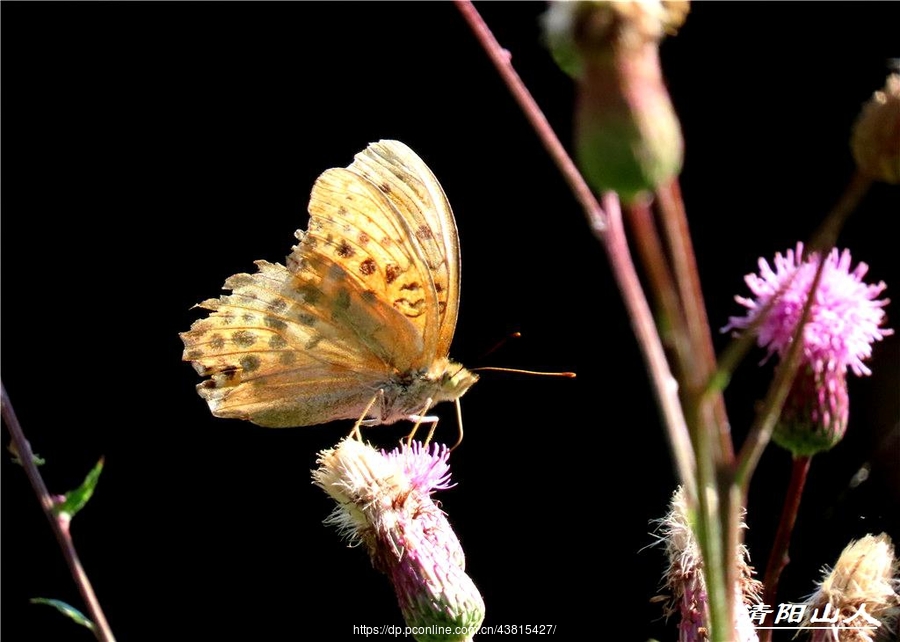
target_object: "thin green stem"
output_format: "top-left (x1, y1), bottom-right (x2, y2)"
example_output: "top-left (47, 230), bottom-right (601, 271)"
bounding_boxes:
top-left (656, 179), bottom-right (738, 641)
top-left (1, 382), bottom-right (117, 642)
top-left (735, 257), bottom-right (827, 487)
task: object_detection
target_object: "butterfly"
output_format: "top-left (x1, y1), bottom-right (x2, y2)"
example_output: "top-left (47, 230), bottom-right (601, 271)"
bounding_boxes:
top-left (180, 140), bottom-right (478, 429)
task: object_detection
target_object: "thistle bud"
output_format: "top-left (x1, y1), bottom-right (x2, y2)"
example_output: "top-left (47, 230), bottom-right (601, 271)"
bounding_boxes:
top-left (772, 364), bottom-right (849, 456)
top-left (543, 1), bottom-right (688, 201)
top-left (851, 74), bottom-right (900, 184)
top-left (313, 438), bottom-right (485, 642)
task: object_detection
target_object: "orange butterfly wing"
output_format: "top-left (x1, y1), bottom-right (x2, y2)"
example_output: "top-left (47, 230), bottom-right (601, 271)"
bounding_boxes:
top-left (180, 140), bottom-right (469, 427)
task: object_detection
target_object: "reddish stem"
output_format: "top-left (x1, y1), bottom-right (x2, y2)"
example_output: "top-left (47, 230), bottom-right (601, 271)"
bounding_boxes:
top-left (759, 455), bottom-right (812, 642)
top-left (453, 0), bottom-right (607, 232)
top-left (1, 382), bottom-right (117, 642)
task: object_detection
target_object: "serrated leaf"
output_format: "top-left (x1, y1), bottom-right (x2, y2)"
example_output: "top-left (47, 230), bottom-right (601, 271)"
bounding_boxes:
top-left (54, 458), bottom-right (104, 519)
top-left (30, 598), bottom-right (96, 631)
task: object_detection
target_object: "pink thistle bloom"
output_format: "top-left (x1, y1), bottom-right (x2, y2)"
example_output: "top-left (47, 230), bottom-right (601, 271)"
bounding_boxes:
top-left (724, 242), bottom-right (891, 377)
top-left (313, 438), bottom-right (484, 641)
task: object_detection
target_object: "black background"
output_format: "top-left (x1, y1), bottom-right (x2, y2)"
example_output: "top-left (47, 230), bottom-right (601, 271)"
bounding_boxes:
top-left (2, 3), bottom-right (898, 641)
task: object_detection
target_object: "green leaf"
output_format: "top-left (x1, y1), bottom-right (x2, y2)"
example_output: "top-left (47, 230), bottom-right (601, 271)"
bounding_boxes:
top-left (54, 458), bottom-right (104, 519)
top-left (30, 598), bottom-right (96, 631)
top-left (7, 442), bottom-right (46, 466)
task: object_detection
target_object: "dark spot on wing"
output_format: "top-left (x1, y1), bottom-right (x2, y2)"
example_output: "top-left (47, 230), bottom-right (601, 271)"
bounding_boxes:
top-left (359, 258), bottom-right (377, 276)
top-left (239, 355), bottom-right (261, 373)
top-left (385, 264), bottom-right (401, 284)
top-left (334, 289), bottom-right (351, 311)
top-left (232, 330), bottom-right (257, 347)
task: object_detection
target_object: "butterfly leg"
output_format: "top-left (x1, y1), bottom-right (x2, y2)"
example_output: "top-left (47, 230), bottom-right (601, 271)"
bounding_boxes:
top-left (449, 397), bottom-right (465, 452)
top-left (349, 391), bottom-right (384, 441)
top-left (404, 398), bottom-right (436, 446)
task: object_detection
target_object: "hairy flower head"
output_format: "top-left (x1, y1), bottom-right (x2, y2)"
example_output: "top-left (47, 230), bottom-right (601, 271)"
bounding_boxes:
top-left (802, 533), bottom-right (900, 642)
top-left (313, 438), bottom-right (483, 641)
top-left (656, 487), bottom-right (762, 642)
top-left (724, 243), bottom-right (891, 377)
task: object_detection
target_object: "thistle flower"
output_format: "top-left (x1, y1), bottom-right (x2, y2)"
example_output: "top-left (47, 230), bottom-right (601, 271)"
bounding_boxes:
top-left (657, 486), bottom-right (763, 642)
top-left (312, 438), bottom-right (484, 642)
top-left (851, 74), bottom-right (900, 184)
top-left (723, 243), bottom-right (891, 455)
top-left (801, 533), bottom-right (900, 642)
top-left (542, 1), bottom-right (688, 201)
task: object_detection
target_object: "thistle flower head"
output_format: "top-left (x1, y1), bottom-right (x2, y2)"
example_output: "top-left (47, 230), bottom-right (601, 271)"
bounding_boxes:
top-left (656, 487), bottom-right (762, 642)
top-left (802, 533), bottom-right (900, 642)
top-left (313, 438), bottom-right (484, 641)
top-left (724, 243), bottom-right (891, 377)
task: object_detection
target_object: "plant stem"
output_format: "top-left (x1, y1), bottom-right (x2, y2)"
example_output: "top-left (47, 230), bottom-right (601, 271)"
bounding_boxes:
top-left (453, 0), bottom-right (607, 233)
top-left (655, 179), bottom-right (739, 641)
top-left (454, 0), bottom-right (697, 498)
top-left (656, 180), bottom-right (734, 461)
top-left (625, 199), bottom-right (695, 377)
top-left (1, 382), bottom-right (117, 642)
top-left (758, 455), bottom-right (812, 642)
top-left (735, 256), bottom-right (827, 488)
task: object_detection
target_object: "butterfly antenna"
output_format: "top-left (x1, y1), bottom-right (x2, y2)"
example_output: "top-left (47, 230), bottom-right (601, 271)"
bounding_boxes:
top-left (472, 366), bottom-right (577, 378)
top-left (480, 331), bottom-right (522, 359)
top-left (449, 398), bottom-right (464, 452)
top-left (349, 392), bottom-right (381, 442)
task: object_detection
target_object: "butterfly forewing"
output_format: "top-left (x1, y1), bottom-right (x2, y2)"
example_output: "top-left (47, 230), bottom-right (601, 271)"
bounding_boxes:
top-left (351, 141), bottom-right (461, 357)
top-left (298, 167), bottom-right (435, 369)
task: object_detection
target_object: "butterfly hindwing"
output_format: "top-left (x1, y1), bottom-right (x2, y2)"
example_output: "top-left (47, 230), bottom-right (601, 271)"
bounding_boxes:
top-left (181, 260), bottom-right (402, 426)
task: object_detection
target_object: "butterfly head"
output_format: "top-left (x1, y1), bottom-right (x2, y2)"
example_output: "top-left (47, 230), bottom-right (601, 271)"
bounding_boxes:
top-left (430, 358), bottom-right (479, 403)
